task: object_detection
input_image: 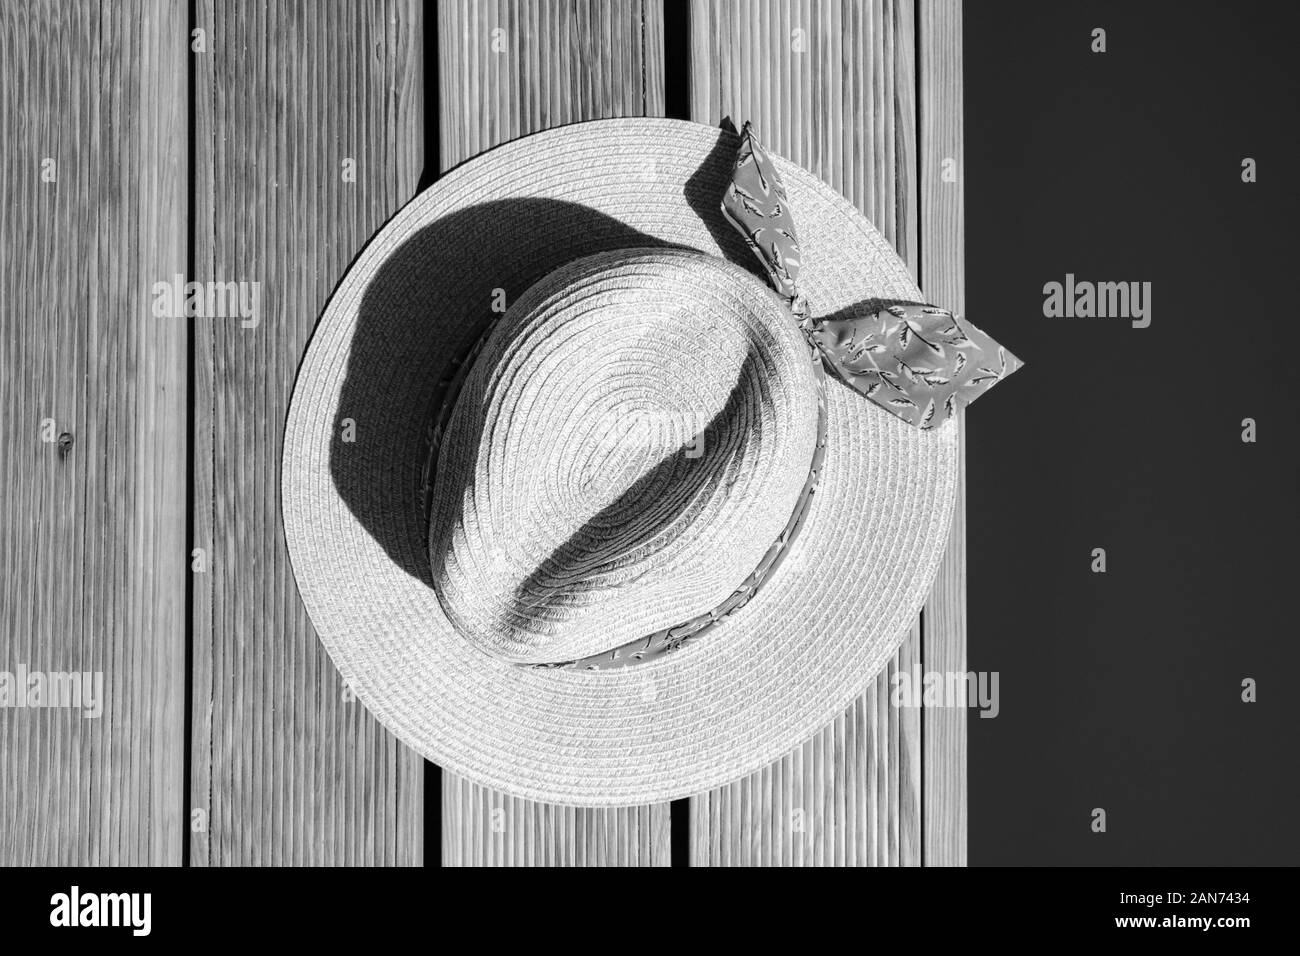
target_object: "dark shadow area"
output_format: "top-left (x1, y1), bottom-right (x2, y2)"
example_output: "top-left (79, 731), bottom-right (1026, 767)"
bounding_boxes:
top-left (330, 199), bottom-right (675, 586)
top-left (662, 0), bottom-right (691, 120)
top-left (328, 124), bottom-right (759, 590)
top-left (684, 117), bottom-right (753, 272)
top-left (965, 0), bottom-right (1300, 864)
top-left (418, 0), bottom-right (442, 872)
top-left (417, 0), bottom-right (440, 193)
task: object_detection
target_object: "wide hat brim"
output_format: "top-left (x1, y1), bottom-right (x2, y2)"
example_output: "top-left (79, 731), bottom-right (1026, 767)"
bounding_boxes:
top-left (282, 118), bottom-right (959, 806)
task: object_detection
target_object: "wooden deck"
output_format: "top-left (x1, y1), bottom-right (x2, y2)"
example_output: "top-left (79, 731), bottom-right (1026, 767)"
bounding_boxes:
top-left (0, 0), bottom-right (966, 866)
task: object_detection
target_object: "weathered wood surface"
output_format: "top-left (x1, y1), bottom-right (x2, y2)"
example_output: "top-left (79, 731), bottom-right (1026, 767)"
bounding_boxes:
top-left (437, 0), bottom-right (672, 867)
top-left (686, 0), bottom-right (964, 866)
top-left (444, 776), bottom-right (669, 867)
top-left (0, 0), bottom-right (965, 867)
top-left (917, 0), bottom-right (966, 866)
top-left (437, 0), bottom-right (666, 170)
top-left (0, 0), bottom-right (188, 865)
top-left (190, 0), bottom-right (424, 865)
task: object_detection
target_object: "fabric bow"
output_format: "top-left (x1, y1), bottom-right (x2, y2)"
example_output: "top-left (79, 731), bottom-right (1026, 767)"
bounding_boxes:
top-left (721, 121), bottom-right (1021, 429)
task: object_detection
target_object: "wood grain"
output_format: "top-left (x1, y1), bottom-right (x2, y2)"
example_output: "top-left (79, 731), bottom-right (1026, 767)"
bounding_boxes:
top-left (0, 0), bottom-right (187, 865)
top-left (687, 0), bottom-right (961, 866)
top-left (0, 0), bottom-right (965, 866)
top-left (437, 0), bottom-right (671, 866)
top-left (190, 0), bottom-right (424, 866)
top-left (918, 0), bottom-right (967, 866)
top-left (437, 0), bottom-right (665, 170)
top-left (443, 778), bottom-right (670, 867)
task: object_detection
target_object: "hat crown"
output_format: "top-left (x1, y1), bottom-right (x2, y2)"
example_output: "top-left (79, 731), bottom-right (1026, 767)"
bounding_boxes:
top-left (428, 248), bottom-right (820, 665)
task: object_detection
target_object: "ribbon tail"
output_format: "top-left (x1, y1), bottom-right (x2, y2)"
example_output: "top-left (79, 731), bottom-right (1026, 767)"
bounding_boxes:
top-left (720, 121), bottom-right (806, 312)
top-left (806, 303), bottom-right (1022, 429)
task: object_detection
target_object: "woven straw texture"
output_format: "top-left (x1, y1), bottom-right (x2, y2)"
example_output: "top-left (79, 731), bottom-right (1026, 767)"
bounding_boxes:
top-left (430, 249), bottom-right (820, 664)
top-left (282, 118), bottom-right (959, 805)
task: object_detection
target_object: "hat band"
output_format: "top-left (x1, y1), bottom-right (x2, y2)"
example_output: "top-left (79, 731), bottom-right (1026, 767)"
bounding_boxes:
top-left (423, 326), bottom-right (828, 671)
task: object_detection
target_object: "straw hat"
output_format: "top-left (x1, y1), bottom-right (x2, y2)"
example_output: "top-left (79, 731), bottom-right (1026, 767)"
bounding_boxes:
top-left (282, 118), bottom-right (1019, 805)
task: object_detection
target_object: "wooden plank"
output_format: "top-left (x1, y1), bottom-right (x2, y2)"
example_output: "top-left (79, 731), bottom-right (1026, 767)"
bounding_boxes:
top-left (437, 0), bottom-right (671, 867)
top-left (918, 0), bottom-right (967, 866)
top-left (190, 0), bottom-right (424, 866)
top-left (443, 778), bottom-right (670, 866)
top-left (686, 0), bottom-right (925, 866)
top-left (0, 0), bottom-right (187, 865)
top-left (437, 0), bottom-right (665, 170)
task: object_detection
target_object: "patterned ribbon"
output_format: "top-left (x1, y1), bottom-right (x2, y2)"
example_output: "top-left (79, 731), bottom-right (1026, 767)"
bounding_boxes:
top-left (722, 121), bottom-right (1021, 429)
